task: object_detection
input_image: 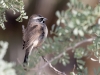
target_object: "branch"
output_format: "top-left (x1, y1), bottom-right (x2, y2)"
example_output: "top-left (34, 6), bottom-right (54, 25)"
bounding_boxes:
top-left (22, 25), bottom-right (25, 34)
top-left (40, 37), bottom-right (95, 70)
top-left (42, 56), bottom-right (67, 75)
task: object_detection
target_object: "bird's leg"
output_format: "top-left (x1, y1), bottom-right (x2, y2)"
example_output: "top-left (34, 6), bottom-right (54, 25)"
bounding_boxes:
top-left (37, 48), bottom-right (46, 62)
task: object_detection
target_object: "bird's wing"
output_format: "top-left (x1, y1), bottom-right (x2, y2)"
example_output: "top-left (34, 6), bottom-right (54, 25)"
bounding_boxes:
top-left (23, 22), bottom-right (42, 50)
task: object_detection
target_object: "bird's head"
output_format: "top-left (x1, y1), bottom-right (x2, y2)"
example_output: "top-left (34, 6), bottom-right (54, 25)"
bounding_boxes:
top-left (31, 14), bottom-right (47, 23)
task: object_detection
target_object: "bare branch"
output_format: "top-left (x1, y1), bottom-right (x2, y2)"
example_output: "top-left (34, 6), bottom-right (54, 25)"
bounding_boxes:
top-left (22, 25), bottom-right (25, 34)
top-left (42, 56), bottom-right (67, 75)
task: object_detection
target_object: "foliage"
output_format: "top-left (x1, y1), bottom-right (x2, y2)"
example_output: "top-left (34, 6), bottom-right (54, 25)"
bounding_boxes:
top-left (54, 0), bottom-right (100, 75)
top-left (0, 41), bottom-right (16, 75)
top-left (0, 0), bottom-right (28, 30)
top-left (0, 0), bottom-right (27, 75)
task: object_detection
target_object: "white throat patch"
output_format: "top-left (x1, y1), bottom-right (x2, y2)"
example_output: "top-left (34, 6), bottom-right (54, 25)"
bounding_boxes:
top-left (33, 17), bottom-right (40, 20)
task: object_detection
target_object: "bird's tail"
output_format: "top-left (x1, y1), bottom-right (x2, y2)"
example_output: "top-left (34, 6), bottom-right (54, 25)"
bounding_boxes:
top-left (23, 46), bottom-right (33, 69)
top-left (23, 50), bottom-right (30, 70)
top-left (23, 50), bottom-right (29, 65)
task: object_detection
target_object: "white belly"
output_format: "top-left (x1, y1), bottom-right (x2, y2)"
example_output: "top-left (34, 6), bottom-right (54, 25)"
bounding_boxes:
top-left (33, 39), bottom-right (39, 47)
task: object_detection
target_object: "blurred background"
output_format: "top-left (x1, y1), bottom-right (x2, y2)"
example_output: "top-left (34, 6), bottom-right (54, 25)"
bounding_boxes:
top-left (0, 0), bottom-right (99, 75)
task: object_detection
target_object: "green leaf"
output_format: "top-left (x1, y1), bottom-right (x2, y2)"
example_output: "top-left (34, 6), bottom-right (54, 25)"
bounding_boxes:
top-left (70, 72), bottom-right (76, 75)
top-left (61, 18), bottom-right (65, 24)
top-left (62, 59), bottom-right (66, 66)
top-left (56, 19), bottom-right (60, 26)
top-left (22, 16), bottom-right (28, 19)
top-left (51, 24), bottom-right (55, 31)
top-left (78, 30), bottom-right (84, 37)
top-left (68, 22), bottom-right (74, 28)
top-left (73, 28), bottom-right (78, 35)
top-left (56, 11), bottom-right (61, 18)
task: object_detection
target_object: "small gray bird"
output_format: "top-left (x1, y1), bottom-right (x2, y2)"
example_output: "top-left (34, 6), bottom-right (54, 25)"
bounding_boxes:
top-left (22, 14), bottom-right (48, 66)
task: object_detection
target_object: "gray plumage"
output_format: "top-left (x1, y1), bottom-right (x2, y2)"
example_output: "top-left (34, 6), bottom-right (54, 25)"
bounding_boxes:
top-left (22, 14), bottom-right (48, 66)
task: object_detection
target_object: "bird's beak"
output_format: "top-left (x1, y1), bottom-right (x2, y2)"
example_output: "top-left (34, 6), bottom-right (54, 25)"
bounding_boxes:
top-left (43, 18), bottom-right (47, 21)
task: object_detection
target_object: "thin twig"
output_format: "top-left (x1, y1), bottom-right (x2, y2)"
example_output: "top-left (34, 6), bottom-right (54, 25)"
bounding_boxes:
top-left (72, 64), bottom-right (76, 72)
top-left (42, 56), bottom-right (67, 75)
top-left (22, 25), bottom-right (25, 34)
top-left (17, 58), bottom-right (23, 67)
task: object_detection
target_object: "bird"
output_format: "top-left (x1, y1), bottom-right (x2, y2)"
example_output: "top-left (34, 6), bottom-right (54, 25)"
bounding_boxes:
top-left (22, 14), bottom-right (48, 67)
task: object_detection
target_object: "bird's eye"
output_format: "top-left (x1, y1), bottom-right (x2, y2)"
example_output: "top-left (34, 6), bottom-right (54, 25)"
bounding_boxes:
top-left (38, 18), bottom-right (43, 22)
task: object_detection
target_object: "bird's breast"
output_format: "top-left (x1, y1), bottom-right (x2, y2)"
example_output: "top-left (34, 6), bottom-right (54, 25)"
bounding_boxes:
top-left (33, 39), bottom-right (39, 47)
